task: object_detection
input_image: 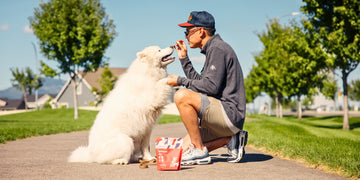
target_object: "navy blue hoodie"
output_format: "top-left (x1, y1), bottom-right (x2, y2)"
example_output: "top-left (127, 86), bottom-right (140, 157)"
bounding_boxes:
top-left (177, 34), bottom-right (246, 129)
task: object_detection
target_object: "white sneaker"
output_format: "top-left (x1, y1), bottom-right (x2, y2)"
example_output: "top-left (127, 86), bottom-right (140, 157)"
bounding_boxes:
top-left (226, 130), bottom-right (248, 163)
top-left (181, 144), bottom-right (211, 165)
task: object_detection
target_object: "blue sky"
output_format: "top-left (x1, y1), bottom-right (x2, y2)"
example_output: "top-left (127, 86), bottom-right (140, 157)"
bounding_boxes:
top-left (0, 0), bottom-right (359, 91)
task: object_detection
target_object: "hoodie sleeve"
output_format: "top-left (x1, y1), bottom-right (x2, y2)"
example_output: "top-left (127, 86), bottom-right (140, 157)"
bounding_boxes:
top-left (177, 47), bottom-right (226, 96)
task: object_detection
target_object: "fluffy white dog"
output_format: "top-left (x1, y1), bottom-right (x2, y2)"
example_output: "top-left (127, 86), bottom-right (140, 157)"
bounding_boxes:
top-left (68, 46), bottom-right (175, 165)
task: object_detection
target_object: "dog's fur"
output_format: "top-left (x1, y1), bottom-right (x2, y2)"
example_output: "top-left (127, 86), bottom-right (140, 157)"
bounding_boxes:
top-left (68, 46), bottom-right (175, 165)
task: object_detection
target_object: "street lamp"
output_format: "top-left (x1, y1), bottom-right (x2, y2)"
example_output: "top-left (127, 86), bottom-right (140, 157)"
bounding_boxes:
top-left (31, 41), bottom-right (39, 110)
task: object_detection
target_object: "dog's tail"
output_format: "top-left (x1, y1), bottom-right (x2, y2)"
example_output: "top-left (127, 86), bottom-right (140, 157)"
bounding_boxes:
top-left (68, 146), bottom-right (92, 163)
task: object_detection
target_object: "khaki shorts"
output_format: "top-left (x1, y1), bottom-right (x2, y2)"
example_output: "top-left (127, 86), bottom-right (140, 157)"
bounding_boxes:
top-left (198, 95), bottom-right (240, 143)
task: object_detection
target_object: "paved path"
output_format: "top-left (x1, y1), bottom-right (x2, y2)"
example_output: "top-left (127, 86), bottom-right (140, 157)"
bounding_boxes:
top-left (0, 123), bottom-right (346, 180)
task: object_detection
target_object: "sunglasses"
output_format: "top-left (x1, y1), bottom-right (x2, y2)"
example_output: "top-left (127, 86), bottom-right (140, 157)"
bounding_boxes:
top-left (184, 27), bottom-right (201, 37)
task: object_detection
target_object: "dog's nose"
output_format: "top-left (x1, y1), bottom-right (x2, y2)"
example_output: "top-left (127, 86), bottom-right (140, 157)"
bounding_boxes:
top-left (170, 46), bottom-right (174, 49)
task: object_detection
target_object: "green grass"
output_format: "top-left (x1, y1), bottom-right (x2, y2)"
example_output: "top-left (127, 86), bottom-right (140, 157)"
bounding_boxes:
top-left (157, 114), bottom-right (182, 124)
top-left (0, 109), bottom-right (182, 144)
top-left (245, 114), bottom-right (360, 178)
top-left (0, 109), bottom-right (98, 143)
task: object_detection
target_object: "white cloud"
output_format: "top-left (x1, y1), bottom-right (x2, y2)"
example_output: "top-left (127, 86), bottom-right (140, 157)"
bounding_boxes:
top-left (0, 24), bottom-right (9, 31)
top-left (23, 25), bottom-right (33, 34)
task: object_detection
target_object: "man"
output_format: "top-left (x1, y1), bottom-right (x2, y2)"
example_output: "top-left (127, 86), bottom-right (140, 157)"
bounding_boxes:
top-left (167, 11), bottom-right (248, 165)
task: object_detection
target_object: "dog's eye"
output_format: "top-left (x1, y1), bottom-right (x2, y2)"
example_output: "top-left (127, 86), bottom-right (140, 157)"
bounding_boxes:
top-left (158, 50), bottom-right (161, 52)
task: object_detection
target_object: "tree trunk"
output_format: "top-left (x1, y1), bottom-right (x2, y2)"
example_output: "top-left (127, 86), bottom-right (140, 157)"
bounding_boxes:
top-left (253, 100), bottom-right (255, 114)
top-left (279, 99), bottom-right (283, 118)
top-left (297, 96), bottom-right (302, 120)
top-left (71, 75), bottom-right (79, 120)
top-left (23, 91), bottom-right (28, 110)
top-left (275, 95), bottom-right (279, 118)
top-left (342, 73), bottom-right (349, 130)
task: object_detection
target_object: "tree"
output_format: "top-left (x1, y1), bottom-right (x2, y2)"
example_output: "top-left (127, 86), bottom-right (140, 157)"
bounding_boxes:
top-left (40, 61), bottom-right (60, 78)
top-left (320, 72), bottom-right (339, 110)
top-left (348, 79), bottom-right (360, 101)
top-left (10, 67), bottom-right (43, 110)
top-left (244, 67), bottom-right (262, 114)
top-left (321, 73), bottom-right (339, 100)
top-left (29, 0), bottom-right (116, 119)
top-left (255, 19), bottom-right (328, 119)
top-left (282, 20), bottom-right (329, 120)
top-left (301, 0), bottom-right (360, 130)
top-left (91, 64), bottom-right (118, 105)
top-left (256, 20), bottom-right (290, 118)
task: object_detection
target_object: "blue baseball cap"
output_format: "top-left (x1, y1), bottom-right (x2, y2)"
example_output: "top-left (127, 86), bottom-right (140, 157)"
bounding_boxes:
top-left (178, 11), bottom-right (215, 28)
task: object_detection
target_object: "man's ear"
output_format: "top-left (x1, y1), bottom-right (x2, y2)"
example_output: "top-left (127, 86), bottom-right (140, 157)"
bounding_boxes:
top-left (199, 28), bottom-right (207, 38)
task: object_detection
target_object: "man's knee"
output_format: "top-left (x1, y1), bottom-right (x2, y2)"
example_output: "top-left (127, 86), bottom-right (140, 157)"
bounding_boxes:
top-left (174, 89), bottom-right (191, 105)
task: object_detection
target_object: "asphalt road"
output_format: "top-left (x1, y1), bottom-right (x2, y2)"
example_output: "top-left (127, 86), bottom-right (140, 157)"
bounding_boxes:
top-left (0, 123), bottom-right (346, 180)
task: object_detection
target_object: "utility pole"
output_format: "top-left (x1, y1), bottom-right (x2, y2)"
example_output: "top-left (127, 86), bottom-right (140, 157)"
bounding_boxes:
top-left (31, 41), bottom-right (39, 110)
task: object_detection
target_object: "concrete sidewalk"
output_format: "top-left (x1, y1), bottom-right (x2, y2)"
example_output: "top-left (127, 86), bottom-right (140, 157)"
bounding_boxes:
top-left (0, 123), bottom-right (345, 180)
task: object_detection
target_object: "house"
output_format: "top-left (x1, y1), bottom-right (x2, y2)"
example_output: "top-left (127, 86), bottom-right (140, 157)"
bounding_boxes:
top-left (308, 92), bottom-right (336, 112)
top-left (51, 67), bottom-right (127, 108)
top-left (0, 98), bottom-right (26, 110)
top-left (26, 94), bottom-right (57, 109)
top-left (0, 99), bottom-right (6, 107)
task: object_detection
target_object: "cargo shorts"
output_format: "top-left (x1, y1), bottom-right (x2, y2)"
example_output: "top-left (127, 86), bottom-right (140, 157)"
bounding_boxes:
top-left (198, 94), bottom-right (240, 143)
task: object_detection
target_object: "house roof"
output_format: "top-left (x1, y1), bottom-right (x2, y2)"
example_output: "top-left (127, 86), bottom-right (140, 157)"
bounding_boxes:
top-left (26, 94), bottom-right (57, 102)
top-left (53, 67), bottom-right (127, 103)
top-left (78, 67), bottom-right (127, 90)
top-left (0, 98), bottom-right (25, 110)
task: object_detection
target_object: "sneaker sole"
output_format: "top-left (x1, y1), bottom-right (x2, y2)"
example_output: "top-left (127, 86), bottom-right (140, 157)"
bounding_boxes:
top-left (228, 131), bottom-right (248, 163)
top-left (181, 156), bottom-right (211, 166)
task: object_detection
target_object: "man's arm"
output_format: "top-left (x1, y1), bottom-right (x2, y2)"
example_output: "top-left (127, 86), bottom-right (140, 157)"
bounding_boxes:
top-left (178, 47), bottom-right (226, 96)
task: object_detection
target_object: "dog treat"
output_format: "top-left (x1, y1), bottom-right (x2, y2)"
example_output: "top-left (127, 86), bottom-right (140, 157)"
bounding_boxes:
top-left (139, 158), bottom-right (157, 169)
top-left (139, 163), bottom-right (148, 169)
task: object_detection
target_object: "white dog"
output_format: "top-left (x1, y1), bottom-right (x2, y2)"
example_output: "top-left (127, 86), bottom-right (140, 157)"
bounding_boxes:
top-left (68, 46), bottom-right (175, 165)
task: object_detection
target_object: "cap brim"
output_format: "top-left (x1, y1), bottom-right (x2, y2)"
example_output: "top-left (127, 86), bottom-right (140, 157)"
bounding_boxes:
top-left (178, 22), bottom-right (195, 27)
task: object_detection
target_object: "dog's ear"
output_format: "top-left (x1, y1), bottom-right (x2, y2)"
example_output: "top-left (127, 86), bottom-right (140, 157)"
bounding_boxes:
top-left (136, 51), bottom-right (147, 63)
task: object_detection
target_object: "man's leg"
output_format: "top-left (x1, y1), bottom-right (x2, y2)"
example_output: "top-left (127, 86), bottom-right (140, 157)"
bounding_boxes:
top-left (204, 137), bottom-right (231, 152)
top-left (174, 89), bottom-right (204, 150)
top-left (182, 135), bottom-right (230, 152)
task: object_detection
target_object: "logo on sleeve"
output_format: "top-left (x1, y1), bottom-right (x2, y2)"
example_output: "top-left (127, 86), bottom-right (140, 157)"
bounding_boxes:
top-left (210, 65), bottom-right (216, 71)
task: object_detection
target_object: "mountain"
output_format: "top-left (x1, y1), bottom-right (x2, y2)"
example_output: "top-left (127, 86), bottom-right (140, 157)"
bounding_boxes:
top-left (0, 78), bottom-right (66, 100)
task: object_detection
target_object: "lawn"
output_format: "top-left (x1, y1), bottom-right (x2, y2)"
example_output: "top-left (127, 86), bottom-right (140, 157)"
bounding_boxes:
top-left (1, 109), bottom-right (359, 178)
top-left (0, 109), bottom-right (98, 143)
top-left (245, 114), bottom-right (360, 178)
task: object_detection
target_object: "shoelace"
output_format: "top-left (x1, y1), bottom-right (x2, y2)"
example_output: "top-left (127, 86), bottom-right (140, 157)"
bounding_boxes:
top-left (182, 146), bottom-right (196, 159)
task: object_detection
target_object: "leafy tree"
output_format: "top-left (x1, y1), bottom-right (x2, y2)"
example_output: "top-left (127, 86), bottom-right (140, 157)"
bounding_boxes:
top-left (320, 72), bottom-right (338, 110)
top-left (348, 79), bottom-right (360, 101)
top-left (321, 72), bottom-right (339, 101)
top-left (29, 0), bottom-right (116, 119)
top-left (302, 96), bottom-right (314, 110)
top-left (301, 0), bottom-right (360, 130)
top-left (255, 19), bottom-right (328, 119)
top-left (282, 20), bottom-right (329, 120)
top-left (256, 20), bottom-right (290, 118)
top-left (244, 67), bottom-right (262, 114)
top-left (10, 67), bottom-right (43, 110)
top-left (40, 61), bottom-right (60, 78)
top-left (244, 67), bottom-right (261, 104)
top-left (91, 64), bottom-right (118, 105)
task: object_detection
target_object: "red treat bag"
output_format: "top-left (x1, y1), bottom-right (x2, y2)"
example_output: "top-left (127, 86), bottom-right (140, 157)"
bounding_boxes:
top-left (155, 137), bottom-right (183, 171)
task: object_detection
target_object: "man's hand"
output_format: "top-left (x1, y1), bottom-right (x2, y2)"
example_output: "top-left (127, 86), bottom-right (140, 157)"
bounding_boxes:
top-left (173, 40), bottom-right (187, 59)
top-left (167, 75), bottom-right (179, 87)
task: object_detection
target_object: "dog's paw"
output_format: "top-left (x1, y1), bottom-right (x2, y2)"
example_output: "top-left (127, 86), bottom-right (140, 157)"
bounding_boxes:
top-left (111, 159), bottom-right (128, 165)
top-left (158, 78), bottom-right (169, 85)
